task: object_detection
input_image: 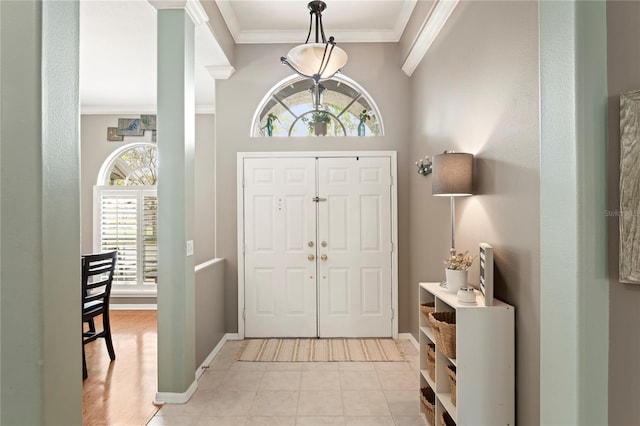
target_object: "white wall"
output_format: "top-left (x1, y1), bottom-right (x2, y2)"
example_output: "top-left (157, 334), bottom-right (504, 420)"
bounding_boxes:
top-left (215, 42), bottom-right (411, 333)
top-left (408, 2), bottom-right (540, 424)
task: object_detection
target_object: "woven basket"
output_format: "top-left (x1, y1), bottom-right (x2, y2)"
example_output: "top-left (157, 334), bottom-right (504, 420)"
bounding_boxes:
top-left (446, 364), bottom-right (457, 406)
top-left (441, 410), bottom-right (456, 426)
top-left (429, 311), bottom-right (456, 359)
top-left (420, 386), bottom-right (436, 426)
top-left (420, 302), bottom-right (435, 323)
top-left (425, 343), bottom-right (436, 381)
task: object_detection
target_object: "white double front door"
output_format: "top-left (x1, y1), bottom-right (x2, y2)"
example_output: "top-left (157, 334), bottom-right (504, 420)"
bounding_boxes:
top-left (243, 156), bottom-right (394, 338)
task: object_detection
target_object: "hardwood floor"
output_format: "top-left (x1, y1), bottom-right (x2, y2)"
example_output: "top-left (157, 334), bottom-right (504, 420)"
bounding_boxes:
top-left (83, 310), bottom-right (159, 426)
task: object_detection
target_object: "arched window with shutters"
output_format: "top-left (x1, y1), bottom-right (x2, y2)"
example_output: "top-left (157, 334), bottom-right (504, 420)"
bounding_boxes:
top-left (251, 74), bottom-right (384, 137)
top-left (94, 143), bottom-right (157, 295)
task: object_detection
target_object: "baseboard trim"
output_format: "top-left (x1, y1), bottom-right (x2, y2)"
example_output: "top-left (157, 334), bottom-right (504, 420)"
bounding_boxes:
top-left (195, 333), bottom-right (236, 380)
top-left (225, 333), bottom-right (242, 341)
top-left (110, 304), bottom-right (157, 310)
top-left (153, 380), bottom-right (197, 405)
top-left (398, 332), bottom-right (419, 351)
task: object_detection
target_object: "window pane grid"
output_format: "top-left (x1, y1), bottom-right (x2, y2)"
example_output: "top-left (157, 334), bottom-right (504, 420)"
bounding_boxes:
top-left (252, 74), bottom-right (383, 137)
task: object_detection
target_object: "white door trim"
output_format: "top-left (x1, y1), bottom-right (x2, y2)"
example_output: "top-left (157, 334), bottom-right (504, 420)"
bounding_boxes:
top-left (237, 151), bottom-right (399, 339)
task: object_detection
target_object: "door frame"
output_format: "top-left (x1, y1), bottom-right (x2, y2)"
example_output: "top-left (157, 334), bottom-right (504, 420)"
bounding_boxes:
top-left (237, 151), bottom-right (399, 339)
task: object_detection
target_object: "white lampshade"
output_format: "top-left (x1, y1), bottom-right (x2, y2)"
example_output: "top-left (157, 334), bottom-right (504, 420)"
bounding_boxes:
top-left (285, 43), bottom-right (348, 80)
top-left (432, 153), bottom-right (474, 196)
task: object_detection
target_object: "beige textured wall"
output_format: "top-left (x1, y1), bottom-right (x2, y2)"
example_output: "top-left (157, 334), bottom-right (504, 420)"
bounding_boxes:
top-left (215, 43), bottom-right (411, 333)
top-left (80, 114), bottom-right (152, 254)
top-left (408, 2), bottom-right (540, 424)
top-left (80, 114), bottom-right (216, 309)
top-left (195, 260), bottom-right (225, 367)
top-left (80, 114), bottom-right (216, 263)
top-left (607, 2), bottom-right (640, 424)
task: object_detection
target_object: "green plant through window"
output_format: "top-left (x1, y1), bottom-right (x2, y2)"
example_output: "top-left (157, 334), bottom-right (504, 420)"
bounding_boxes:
top-left (253, 74), bottom-right (384, 137)
top-left (108, 145), bottom-right (157, 186)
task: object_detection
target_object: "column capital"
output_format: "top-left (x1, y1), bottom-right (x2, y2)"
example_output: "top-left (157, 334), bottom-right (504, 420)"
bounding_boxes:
top-left (206, 65), bottom-right (235, 80)
top-left (148, 0), bottom-right (208, 26)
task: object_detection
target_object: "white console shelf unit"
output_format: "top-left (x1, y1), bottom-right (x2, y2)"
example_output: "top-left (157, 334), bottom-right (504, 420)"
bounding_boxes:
top-left (418, 282), bottom-right (514, 425)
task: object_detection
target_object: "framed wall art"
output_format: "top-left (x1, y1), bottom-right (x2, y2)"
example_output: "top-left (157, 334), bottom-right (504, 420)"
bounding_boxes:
top-left (107, 127), bottom-right (123, 142)
top-left (479, 242), bottom-right (494, 306)
top-left (619, 90), bottom-right (640, 283)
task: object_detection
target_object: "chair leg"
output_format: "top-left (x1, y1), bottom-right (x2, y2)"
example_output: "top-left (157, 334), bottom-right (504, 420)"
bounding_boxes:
top-left (88, 318), bottom-right (96, 334)
top-left (103, 311), bottom-right (116, 361)
top-left (82, 342), bottom-right (88, 380)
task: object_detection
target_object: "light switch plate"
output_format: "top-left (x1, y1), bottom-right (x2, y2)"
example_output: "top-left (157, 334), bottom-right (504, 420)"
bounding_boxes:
top-left (186, 240), bottom-right (194, 256)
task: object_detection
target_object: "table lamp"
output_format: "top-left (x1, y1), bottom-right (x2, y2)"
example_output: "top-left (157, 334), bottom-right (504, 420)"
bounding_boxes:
top-left (432, 152), bottom-right (474, 255)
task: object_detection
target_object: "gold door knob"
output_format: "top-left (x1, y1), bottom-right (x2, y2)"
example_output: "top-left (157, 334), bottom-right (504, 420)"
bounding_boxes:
top-left (321, 241), bottom-right (327, 247)
top-left (308, 254), bottom-right (315, 261)
top-left (320, 254), bottom-right (328, 261)
top-left (308, 241), bottom-right (314, 247)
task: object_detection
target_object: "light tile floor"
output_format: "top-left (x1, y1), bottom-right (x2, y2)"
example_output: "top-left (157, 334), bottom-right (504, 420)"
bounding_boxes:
top-left (148, 340), bottom-right (424, 426)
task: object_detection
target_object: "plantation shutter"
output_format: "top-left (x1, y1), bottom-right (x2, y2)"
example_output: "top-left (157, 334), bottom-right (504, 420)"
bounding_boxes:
top-left (99, 193), bottom-right (138, 285)
top-left (142, 193), bottom-right (158, 285)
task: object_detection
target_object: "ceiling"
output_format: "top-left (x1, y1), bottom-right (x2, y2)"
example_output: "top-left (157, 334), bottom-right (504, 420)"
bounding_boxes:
top-left (216, 0), bottom-right (417, 44)
top-left (80, 0), bottom-right (418, 113)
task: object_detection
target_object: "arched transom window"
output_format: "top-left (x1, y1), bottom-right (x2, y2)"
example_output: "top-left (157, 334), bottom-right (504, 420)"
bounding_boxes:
top-left (98, 143), bottom-right (157, 186)
top-left (252, 74), bottom-right (384, 137)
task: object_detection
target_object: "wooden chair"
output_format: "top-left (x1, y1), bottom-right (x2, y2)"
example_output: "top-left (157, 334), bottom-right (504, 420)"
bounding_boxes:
top-left (82, 250), bottom-right (117, 379)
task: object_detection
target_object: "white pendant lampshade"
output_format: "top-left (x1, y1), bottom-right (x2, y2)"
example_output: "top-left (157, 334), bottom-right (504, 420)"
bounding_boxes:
top-left (285, 43), bottom-right (348, 81)
top-left (281, 1), bottom-right (348, 85)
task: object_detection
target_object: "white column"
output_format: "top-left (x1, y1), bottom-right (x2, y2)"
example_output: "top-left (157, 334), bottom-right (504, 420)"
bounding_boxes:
top-left (150, 0), bottom-right (207, 400)
top-left (539, 1), bottom-right (608, 424)
top-left (1, 0), bottom-right (81, 423)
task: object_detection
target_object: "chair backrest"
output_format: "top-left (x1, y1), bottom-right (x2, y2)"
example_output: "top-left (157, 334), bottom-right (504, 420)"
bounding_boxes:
top-left (82, 251), bottom-right (117, 308)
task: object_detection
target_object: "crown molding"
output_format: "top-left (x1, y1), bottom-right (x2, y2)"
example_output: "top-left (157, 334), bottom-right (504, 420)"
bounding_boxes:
top-left (401, 0), bottom-right (459, 77)
top-left (235, 29), bottom-right (403, 45)
top-left (206, 65), bottom-right (235, 80)
top-left (148, 0), bottom-right (209, 26)
top-left (215, 0), bottom-right (240, 41)
top-left (394, 0), bottom-right (419, 42)
top-left (217, 0), bottom-right (415, 44)
top-left (81, 105), bottom-right (157, 115)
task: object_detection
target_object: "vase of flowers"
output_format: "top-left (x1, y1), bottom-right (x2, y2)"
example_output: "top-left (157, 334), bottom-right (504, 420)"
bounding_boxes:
top-left (358, 109), bottom-right (371, 136)
top-left (263, 112), bottom-right (279, 137)
top-left (443, 250), bottom-right (476, 294)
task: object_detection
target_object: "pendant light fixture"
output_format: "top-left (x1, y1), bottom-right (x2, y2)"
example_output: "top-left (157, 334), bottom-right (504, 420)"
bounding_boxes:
top-left (281, 1), bottom-right (348, 86)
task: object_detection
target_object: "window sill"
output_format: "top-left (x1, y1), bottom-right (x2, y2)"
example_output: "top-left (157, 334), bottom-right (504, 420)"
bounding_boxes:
top-left (111, 289), bottom-right (157, 298)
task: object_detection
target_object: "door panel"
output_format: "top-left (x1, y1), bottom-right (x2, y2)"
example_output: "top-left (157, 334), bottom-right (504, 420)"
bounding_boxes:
top-left (328, 268), bottom-right (350, 315)
top-left (317, 157), bottom-right (393, 337)
top-left (244, 158), bottom-right (317, 337)
top-left (243, 156), bottom-right (393, 338)
top-left (361, 268), bottom-right (382, 315)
